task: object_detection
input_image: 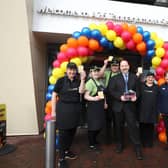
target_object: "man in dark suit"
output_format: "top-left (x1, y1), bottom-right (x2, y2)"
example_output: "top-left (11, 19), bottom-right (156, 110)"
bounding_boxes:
top-left (108, 60), bottom-right (143, 160)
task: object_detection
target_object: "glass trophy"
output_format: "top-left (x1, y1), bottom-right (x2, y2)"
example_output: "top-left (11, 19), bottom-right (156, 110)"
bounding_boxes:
top-left (123, 90), bottom-right (136, 101)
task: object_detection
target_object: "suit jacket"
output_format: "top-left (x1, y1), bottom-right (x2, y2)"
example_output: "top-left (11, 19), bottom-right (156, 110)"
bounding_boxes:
top-left (108, 72), bottom-right (140, 113)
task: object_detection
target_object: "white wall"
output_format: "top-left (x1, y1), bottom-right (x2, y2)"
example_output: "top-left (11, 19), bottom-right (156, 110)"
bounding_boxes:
top-left (0, 0), bottom-right (38, 135)
top-left (32, 0), bottom-right (168, 41)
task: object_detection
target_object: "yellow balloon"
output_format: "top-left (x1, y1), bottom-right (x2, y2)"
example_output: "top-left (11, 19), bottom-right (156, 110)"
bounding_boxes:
top-left (89, 23), bottom-right (97, 30)
top-left (155, 38), bottom-right (164, 48)
top-left (60, 61), bottom-right (69, 72)
top-left (80, 56), bottom-right (88, 63)
top-left (120, 44), bottom-right (126, 50)
top-left (49, 75), bottom-right (57, 85)
top-left (70, 58), bottom-right (82, 66)
top-left (52, 68), bottom-right (64, 78)
top-left (97, 23), bottom-right (108, 36)
top-left (151, 56), bottom-right (161, 66)
top-left (155, 48), bottom-right (165, 58)
top-left (150, 32), bottom-right (158, 41)
top-left (106, 30), bottom-right (116, 41)
top-left (114, 37), bottom-right (124, 48)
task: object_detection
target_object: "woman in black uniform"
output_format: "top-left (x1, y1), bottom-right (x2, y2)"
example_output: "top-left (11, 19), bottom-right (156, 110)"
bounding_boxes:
top-left (139, 72), bottom-right (159, 147)
top-left (84, 66), bottom-right (107, 151)
top-left (51, 62), bottom-right (86, 168)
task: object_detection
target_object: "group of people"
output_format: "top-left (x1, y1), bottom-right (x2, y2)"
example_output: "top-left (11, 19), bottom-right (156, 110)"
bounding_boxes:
top-left (51, 58), bottom-right (168, 168)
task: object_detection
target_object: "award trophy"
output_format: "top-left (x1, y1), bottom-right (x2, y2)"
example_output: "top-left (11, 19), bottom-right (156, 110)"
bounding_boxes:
top-left (123, 90), bottom-right (136, 101)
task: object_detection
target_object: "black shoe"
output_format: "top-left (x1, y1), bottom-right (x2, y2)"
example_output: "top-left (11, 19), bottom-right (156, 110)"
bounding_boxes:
top-left (58, 159), bottom-right (69, 168)
top-left (115, 144), bottom-right (123, 153)
top-left (135, 148), bottom-right (143, 160)
top-left (65, 151), bottom-right (77, 160)
top-left (89, 145), bottom-right (102, 153)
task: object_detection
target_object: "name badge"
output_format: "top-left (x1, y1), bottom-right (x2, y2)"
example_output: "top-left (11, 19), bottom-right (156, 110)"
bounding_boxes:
top-left (98, 91), bottom-right (104, 99)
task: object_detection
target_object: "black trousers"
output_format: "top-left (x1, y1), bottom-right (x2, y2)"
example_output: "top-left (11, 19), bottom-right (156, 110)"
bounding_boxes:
top-left (140, 123), bottom-right (154, 147)
top-left (59, 128), bottom-right (76, 159)
top-left (105, 107), bottom-right (116, 140)
top-left (114, 108), bottom-right (141, 146)
top-left (162, 115), bottom-right (168, 143)
top-left (88, 130), bottom-right (100, 146)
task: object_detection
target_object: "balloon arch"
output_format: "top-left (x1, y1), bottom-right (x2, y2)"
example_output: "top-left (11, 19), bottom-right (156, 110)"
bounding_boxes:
top-left (44, 21), bottom-right (168, 130)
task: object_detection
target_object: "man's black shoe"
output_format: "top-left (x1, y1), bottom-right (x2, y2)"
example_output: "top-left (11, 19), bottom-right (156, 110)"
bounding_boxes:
top-left (89, 145), bottom-right (102, 153)
top-left (135, 148), bottom-right (143, 160)
top-left (58, 159), bottom-right (69, 168)
top-left (65, 151), bottom-right (77, 160)
top-left (115, 144), bottom-right (123, 153)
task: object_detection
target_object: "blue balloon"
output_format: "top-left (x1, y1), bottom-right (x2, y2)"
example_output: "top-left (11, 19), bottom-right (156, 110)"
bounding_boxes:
top-left (146, 39), bottom-right (155, 50)
top-left (46, 92), bottom-right (52, 101)
top-left (48, 84), bottom-right (55, 93)
top-left (100, 37), bottom-right (109, 47)
top-left (137, 26), bottom-right (143, 34)
top-left (72, 31), bottom-right (81, 39)
top-left (147, 50), bottom-right (155, 60)
top-left (91, 30), bottom-right (102, 40)
top-left (143, 31), bottom-right (150, 42)
top-left (81, 27), bottom-right (91, 38)
top-left (108, 42), bottom-right (114, 50)
top-left (147, 49), bottom-right (155, 57)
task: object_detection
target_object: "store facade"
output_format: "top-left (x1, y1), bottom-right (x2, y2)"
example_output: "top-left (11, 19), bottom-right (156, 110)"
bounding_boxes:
top-left (0, 0), bottom-right (168, 135)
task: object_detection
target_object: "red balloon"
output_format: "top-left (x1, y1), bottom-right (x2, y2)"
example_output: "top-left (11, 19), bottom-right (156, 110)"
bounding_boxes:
top-left (53, 60), bottom-right (60, 68)
top-left (66, 48), bottom-right (78, 59)
top-left (126, 39), bottom-right (136, 50)
top-left (157, 126), bottom-right (165, 133)
top-left (88, 49), bottom-right (94, 56)
top-left (106, 21), bottom-right (114, 30)
top-left (113, 24), bottom-right (123, 36)
top-left (57, 52), bottom-right (68, 63)
top-left (121, 31), bottom-right (132, 42)
top-left (163, 51), bottom-right (168, 59)
top-left (44, 114), bottom-right (52, 121)
top-left (159, 119), bottom-right (165, 128)
top-left (156, 66), bottom-right (165, 76)
top-left (77, 46), bottom-right (89, 56)
top-left (163, 42), bottom-right (168, 50)
top-left (160, 59), bottom-right (168, 69)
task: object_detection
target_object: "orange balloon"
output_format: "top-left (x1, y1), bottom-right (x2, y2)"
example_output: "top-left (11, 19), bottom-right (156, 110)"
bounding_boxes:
top-left (139, 51), bottom-right (146, 56)
top-left (96, 46), bottom-right (103, 52)
top-left (60, 44), bottom-right (68, 52)
top-left (121, 22), bottom-right (129, 31)
top-left (159, 132), bottom-right (167, 143)
top-left (128, 24), bottom-right (137, 35)
top-left (88, 39), bottom-right (100, 50)
top-left (133, 33), bottom-right (143, 44)
top-left (46, 101), bottom-right (51, 108)
top-left (67, 37), bottom-right (78, 48)
top-left (77, 36), bottom-right (89, 47)
top-left (158, 78), bottom-right (165, 86)
top-left (136, 42), bottom-right (146, 52)
top-left (45, 106), bottom-right (51, 114)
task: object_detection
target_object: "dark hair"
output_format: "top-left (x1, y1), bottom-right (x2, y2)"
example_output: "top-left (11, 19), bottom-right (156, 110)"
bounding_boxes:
top-left (146, 71), bottom-right (155, 77)
top-left (66, 62), bottom-right (77, 70)
top-left (110, 59), bottom-right (119, 66)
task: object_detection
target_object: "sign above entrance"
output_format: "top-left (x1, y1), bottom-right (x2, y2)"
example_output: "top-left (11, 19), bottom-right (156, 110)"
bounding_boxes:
top-left (37, 7), bottom-right (168, 26)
